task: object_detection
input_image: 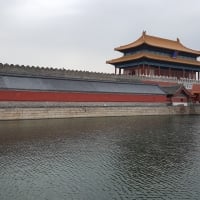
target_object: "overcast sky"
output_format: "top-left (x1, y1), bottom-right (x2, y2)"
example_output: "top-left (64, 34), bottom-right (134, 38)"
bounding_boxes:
top-left (0, 0), bottom-right (200, 73)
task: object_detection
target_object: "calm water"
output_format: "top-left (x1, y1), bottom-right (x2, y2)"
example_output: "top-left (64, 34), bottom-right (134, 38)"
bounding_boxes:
top-left (0, 116), bottom-right (200, 200)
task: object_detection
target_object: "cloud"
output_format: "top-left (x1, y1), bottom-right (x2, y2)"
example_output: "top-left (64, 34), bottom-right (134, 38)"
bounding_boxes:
top-left (2, 0), bottom-right (84, 19)
top-left (0, 0), bottom-right (200, 73)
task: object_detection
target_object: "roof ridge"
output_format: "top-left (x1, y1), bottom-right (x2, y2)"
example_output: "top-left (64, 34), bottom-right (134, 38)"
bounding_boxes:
top-left (114, 32), bottom-right (200, 55)
top-left (145, 34), bottom-right (200, 53)
top-left (144, 34), bottom-right (179, 44)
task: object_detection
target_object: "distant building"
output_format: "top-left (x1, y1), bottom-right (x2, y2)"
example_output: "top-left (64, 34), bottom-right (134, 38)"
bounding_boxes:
top-left (107, 31), bottom-right (200, 102)
top-left (161, 85), bottom-right (193, 106)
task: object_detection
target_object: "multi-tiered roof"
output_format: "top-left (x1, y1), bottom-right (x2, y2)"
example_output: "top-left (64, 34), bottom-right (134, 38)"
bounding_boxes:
top-left (107, 31), bottom-right (200, 68)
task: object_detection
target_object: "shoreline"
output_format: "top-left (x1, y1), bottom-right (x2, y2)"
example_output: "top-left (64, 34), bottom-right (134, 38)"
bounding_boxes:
top-left (0, 104), bottom-right (199, 121)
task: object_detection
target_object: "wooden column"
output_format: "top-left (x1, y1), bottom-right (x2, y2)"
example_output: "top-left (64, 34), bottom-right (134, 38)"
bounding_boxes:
top-left (191, 71), bottom-right (194, 79)
top-left (182, 69), bottom-right (185, 78)
top-left (168, 68), bottom-right (171, 77)
top-left (193, 71), bottom-right (196, 80)
top-left (142, 64), bottom-right (145, 75)
top-left (119, 68), bottom-right (121, 75)
top-left (186, 70), bottom-right (189, 78)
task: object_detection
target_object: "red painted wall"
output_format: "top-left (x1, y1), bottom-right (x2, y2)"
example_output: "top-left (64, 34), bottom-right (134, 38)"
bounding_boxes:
top-left (171, 97), bottom-right (187, 103)
top-left (0, 90), bottom-right (167, 103)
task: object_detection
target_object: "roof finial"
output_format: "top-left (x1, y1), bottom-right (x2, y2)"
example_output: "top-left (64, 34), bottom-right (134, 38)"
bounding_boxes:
top-left (177, 37), bottom-right (180, 43)
top-left (142, 30), bottom-right (146, 40)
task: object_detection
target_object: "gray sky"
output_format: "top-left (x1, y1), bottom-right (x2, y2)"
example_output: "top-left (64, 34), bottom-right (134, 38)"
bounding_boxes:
top-left (0, 0), bottom-right (200, 73)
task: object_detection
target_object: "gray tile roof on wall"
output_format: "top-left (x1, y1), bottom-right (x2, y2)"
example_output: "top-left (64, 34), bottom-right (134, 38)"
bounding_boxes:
top-left (161, 85), bottom-right (181, 95)
top-left (0, 75), bottom-right (165, 95)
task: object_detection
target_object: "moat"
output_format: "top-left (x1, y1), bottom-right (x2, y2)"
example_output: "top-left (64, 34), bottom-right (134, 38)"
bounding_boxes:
top-left (0, 116), bottom-right (200, 199)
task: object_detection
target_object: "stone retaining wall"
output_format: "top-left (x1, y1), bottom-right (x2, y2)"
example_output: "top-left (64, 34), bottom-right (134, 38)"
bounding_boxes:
top-left (0, 105), bottom-right (199, 120)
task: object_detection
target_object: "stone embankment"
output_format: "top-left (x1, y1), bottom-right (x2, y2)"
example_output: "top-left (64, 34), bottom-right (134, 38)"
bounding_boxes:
top-left (0, 103), bottom-right (199, 120)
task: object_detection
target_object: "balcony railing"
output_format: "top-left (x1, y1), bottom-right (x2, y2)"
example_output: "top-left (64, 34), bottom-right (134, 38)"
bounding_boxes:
top-left (123, 74), bottom-right (200, 85)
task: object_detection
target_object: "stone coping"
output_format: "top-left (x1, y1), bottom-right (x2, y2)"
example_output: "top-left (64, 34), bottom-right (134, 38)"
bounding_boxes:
top-left (0, 101), bottom-right (167, 108)
top-left (0, 63), bottom-right (140, 83)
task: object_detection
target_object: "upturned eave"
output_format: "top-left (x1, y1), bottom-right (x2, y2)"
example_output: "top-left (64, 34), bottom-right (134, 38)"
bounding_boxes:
top-left (114, 32), bottom-right (200, 56)
top-left (106, 52), bottom-right (200, 67)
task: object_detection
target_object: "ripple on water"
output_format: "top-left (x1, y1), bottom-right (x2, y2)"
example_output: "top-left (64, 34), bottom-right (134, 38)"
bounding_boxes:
top-left (0, 116), bottom-right (200, 200)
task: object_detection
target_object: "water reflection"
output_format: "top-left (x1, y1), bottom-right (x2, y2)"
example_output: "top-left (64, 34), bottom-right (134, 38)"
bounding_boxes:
top-left (0, 116), bottom-right (200, 200)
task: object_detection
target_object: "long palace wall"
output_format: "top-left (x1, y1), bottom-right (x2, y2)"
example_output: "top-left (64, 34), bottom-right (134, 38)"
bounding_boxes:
top-left (0, 63), bottom-right (200, 120)
top-left (0, 63), bottom-right (168, 104)
top-left (0, 90), bottom-right (167, 103)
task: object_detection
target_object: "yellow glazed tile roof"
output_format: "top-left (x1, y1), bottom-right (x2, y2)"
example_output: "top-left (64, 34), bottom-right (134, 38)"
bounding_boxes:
top-left (115, 31), bottom-right (200, 56)
top-left (106, 52), bottom-right (200, 67)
